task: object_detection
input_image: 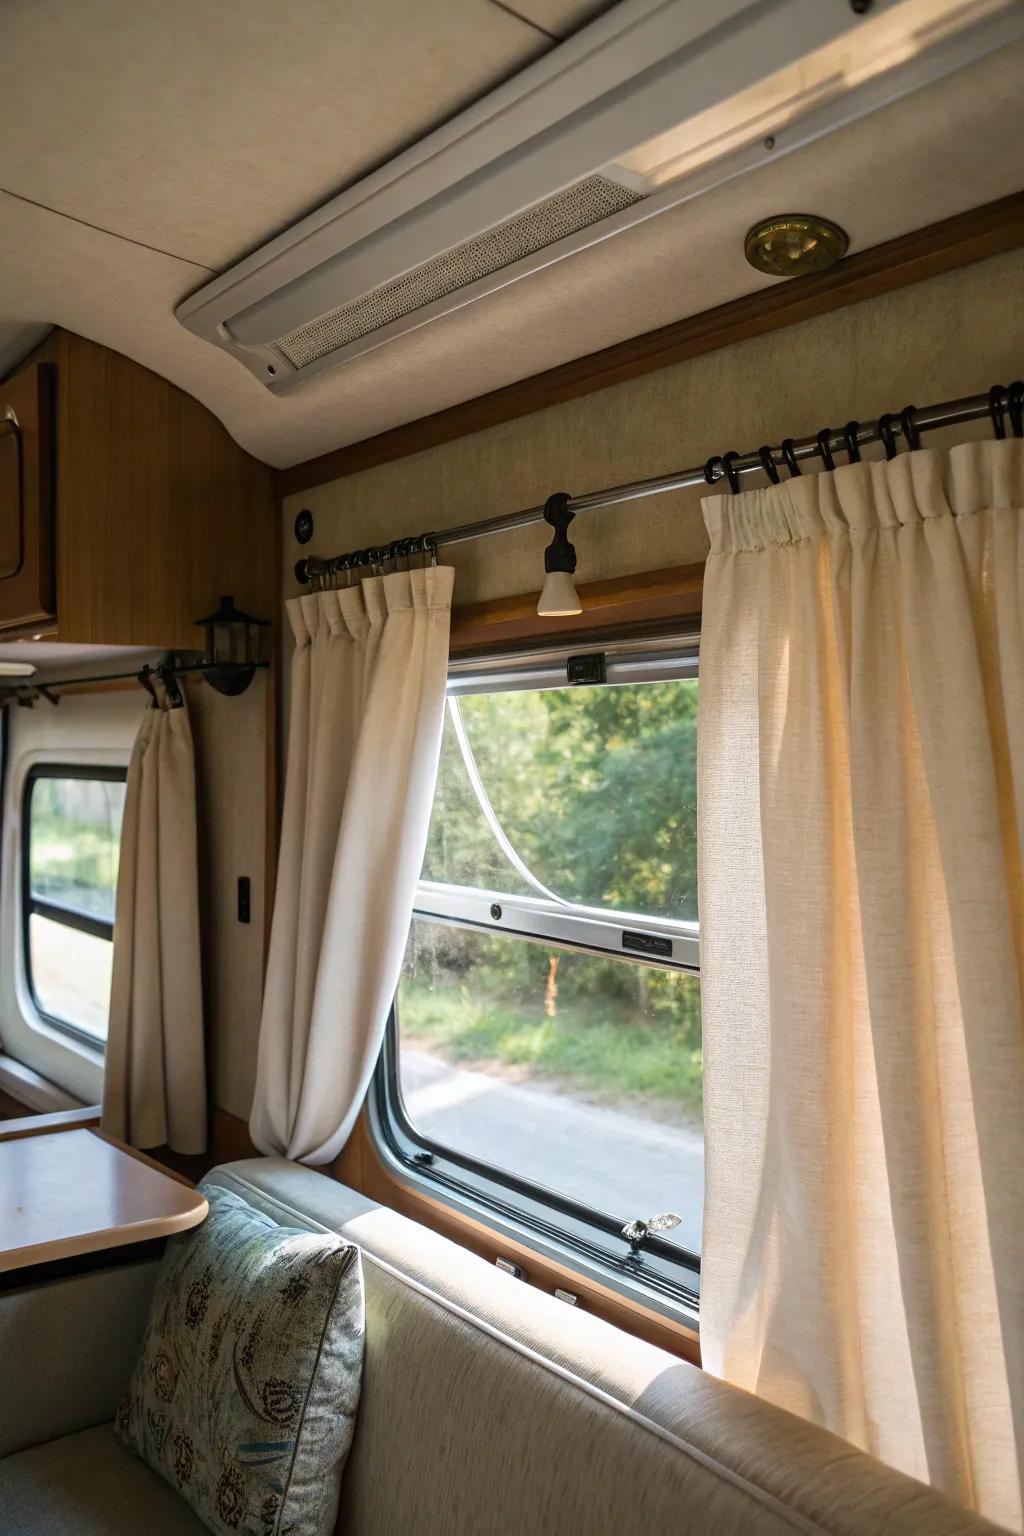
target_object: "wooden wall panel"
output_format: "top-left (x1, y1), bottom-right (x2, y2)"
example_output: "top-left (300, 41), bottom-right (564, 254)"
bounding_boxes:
top-left (55, 332), bottom-right (275, 650)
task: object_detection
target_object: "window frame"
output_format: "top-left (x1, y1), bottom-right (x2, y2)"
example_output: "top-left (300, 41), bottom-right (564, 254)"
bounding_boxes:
top-left (371, 630), bottom-right (703, 1321)
top-left (21, 762), bottom-right (127, 1050)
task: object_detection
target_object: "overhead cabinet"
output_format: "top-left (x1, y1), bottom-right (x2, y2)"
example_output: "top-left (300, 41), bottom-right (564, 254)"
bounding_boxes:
top-left (0, 363), bottom-right (55, 631)
top-left (0, 330), bottom-right (274, 648)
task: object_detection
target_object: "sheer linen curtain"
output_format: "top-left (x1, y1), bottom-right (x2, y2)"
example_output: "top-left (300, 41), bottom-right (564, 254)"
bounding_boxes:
top-left (697, 440), bottom-right (1024, 1532)
top-left (251, 566), bottom-right (453, 1166)
top-left (102, 686), bottom-right (207, 1154)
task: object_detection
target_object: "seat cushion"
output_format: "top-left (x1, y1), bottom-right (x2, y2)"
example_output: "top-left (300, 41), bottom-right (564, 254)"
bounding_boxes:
top-left (0, 1424), bottom-right (207, 1535)
top-left (118, 1184), bottom-right (364, 1536)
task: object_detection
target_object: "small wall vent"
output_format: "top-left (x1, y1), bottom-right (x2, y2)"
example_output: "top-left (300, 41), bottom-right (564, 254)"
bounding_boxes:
top-left (272, 175), bottom-right (642, 371)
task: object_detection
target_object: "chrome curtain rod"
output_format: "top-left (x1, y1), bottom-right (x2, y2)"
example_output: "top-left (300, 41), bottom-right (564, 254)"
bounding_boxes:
top-left (296, 380), bottom-right (1023, 585)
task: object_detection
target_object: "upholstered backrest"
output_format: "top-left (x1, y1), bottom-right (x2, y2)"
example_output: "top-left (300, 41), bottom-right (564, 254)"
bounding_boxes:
top-left (206, 1160), bottom-right (1002, 1536)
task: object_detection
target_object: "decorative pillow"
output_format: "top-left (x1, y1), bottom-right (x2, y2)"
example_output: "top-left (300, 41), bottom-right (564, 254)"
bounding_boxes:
top-left (117, 1184), bottom-right (364, 1536)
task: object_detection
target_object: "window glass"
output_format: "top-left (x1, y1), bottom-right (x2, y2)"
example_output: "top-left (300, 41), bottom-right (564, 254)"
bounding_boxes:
top-left (24, 770), bottom-right (126, 1043)
top-left (381, 644), bottom-right (703, 1289)
top-left (423, 678), bottom-right (699, 920)
top-left (28, 913), bottom-right (114, 1043)
top-left (398, 917), bottom-right (704, 1254)
top-left (28, 774), bottom-right (125, 920)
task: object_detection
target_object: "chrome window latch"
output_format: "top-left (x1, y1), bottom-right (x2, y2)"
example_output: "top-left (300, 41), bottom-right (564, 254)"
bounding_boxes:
top-left (621, 1212), bottom-right (682, 1256)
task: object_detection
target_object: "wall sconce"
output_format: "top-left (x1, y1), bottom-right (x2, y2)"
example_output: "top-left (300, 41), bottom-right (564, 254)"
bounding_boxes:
top-left (194, 594), bottom-right (269, 696)
top-left (537, 492), bottom-right (582, 617)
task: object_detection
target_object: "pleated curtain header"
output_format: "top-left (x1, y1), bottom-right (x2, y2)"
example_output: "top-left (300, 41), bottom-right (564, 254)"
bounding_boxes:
top-left (287, 567), bottom-right (455, 649)
top-left (702, 439), bottom-right (1024, 552)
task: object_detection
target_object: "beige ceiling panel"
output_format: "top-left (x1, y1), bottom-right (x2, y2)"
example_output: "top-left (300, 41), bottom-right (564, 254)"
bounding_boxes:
top-left (499, 0), bottom-right (619, 38)
top-left (0, 39), bottom-right (1021, 470)
top-left (0, 0), bottom-right (549, 270)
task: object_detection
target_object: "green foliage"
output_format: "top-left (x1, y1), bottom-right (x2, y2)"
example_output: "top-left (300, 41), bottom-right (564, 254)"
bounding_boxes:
top-left (423, 678), bottom-right (699, 921)
top-left (412, 676), bottom-right (702, 1116)
top-left (399, 979), bottom-right (703, 1115)
top-left (29, 779), bottom-right (124, 919)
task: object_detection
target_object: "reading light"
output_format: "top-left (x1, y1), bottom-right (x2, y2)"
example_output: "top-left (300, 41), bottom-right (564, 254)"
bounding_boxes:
top-left (537, 493), bottom-right (582, 618)
top-left (0, 661), bottom-right (36, 677)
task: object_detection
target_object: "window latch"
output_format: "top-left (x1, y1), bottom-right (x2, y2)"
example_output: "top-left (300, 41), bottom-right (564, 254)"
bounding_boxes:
top-left (621, 1211), bottom-right (682, 1256)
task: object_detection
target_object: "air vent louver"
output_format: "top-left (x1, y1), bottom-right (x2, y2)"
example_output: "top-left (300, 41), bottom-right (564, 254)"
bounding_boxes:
top-left (275, 174), bottom-right (643, 369)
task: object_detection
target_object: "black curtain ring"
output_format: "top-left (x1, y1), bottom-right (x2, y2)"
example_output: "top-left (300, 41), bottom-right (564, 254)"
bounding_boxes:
top-left (878, 413), bottom-right (899, 461)
top-left (1007, 380), bottom-right (1024, 439)
top-left (704, 455), bottom-right (725, 487)
top-left (781, 438), bottom-right (801, 477)
top-left (900, 405), bottom-right (920, 451)
top-left (816, 428), bottom-right (836, 472)
top-left (757, 445), bottom-right (780, 484)
top-left (989, 384), bottom-right (1006, 440)
top-left (721, 451), bottom-right (742, 495)
top-left (843, 420), bottom-right (862, 463)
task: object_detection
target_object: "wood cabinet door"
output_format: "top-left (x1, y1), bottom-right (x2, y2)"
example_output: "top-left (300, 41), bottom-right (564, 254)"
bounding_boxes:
top-left (0, 364), bottom-right (54, 631)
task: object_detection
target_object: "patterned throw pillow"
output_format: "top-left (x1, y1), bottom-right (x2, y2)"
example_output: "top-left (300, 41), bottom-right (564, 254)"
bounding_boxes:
top-left (117, 1184), bottom-right (364, 1536)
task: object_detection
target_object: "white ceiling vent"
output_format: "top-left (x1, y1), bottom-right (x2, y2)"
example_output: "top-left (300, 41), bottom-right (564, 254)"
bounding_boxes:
top-left (275, 175), bottom-right (643, 371)
top-left (177, 0), bottom-right (1023, 393)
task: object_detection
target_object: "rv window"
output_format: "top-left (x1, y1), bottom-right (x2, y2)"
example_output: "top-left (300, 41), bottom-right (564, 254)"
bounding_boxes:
top-left (23, 766), bottom-right (127, 1047)
top-left (373, 636), bottom-right (702, 1313)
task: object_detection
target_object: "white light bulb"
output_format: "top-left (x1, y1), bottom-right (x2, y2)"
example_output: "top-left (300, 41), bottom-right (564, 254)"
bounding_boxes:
top-left (537, 570), bottom-right (582, 617)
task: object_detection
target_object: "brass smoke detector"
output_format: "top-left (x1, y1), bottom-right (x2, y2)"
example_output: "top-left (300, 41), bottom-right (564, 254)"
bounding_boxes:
top-left (744, 213), bottom-right (849, 277)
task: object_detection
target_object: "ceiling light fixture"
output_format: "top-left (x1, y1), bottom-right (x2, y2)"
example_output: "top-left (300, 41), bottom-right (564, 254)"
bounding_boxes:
top-left (744, 213), bottom-right (849, 277)
top-left (537, 493), bottom-right (582, 618)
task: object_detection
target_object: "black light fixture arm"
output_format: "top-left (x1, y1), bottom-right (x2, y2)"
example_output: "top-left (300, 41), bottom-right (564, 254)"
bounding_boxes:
top-left (543, 492), bottom-right (576, 575)
top-left (295, 379), bottom-right (1022, 584)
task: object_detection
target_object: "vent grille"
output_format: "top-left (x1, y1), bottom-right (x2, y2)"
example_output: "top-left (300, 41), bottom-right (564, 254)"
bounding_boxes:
top-left (276, 174), bottom-right (643, 369)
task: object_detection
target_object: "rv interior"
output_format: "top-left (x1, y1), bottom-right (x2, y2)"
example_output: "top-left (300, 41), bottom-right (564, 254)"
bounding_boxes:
top-left (0, 2), bottom-right (1022, 1532)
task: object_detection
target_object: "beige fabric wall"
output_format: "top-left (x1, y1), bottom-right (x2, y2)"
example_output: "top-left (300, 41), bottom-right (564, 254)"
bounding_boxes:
top-left (186, 675), bottom-right (268, 1123)
top-left (283, 248), bottom-right (1024, 605)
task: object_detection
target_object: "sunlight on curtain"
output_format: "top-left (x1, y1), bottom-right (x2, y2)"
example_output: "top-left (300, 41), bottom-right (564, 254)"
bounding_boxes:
top-left (697, 441), bottom-right (1024, 1531)
top-left (251, 567), bottom-right (453, 1165)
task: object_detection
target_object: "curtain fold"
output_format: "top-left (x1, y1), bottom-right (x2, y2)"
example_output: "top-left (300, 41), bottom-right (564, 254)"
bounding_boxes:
top-left (697, 440), bottom-right (1024, 1532)
top-left (250, 566), bottom-right (453, 1166)
top-left (102, 687), bottom-right (207, 1154)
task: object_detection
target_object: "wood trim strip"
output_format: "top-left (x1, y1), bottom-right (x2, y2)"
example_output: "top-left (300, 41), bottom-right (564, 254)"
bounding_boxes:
top-left (450, 561), bottom-right (704, 655)
top-left (0, 1105), bottom-right (100, 1143)
top-left (277, 191), bottom-right (1024, 498)
top-left (333, 1112), bottom-right (701, 1364)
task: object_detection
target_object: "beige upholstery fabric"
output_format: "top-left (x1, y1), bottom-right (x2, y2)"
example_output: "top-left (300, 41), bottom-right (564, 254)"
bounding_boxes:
top-left (205, 1159), bottom-right (1007, 1536)
top-left (0, 1426), bottom-right (207, 1536)
top-left (0, 1257), bottom-right (161, 1458)
top-left (103, 690), bottom-right (207, 1153)
top-left (697, 441), bottom-right (1024, 1531)
top-left (251, 569), bottom-right (453, 1165)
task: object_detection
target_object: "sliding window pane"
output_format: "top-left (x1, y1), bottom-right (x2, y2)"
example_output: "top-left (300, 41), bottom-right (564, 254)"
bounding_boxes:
top-left (28, 776), bottom-right (126, 920)
top-left (28, 912), bottom-right (114, 1043)
top-left (397, 917), bottom-right (703, 1253)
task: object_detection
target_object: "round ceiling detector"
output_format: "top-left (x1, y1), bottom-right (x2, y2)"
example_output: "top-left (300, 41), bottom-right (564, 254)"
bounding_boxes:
top-left (744, 213), bottom-right (849, 278)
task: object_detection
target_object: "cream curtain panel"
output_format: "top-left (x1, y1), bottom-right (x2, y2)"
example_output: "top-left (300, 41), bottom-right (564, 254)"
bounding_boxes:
top-left (250, 567), bottom-right (453, 1166)
top-left (102, 688), bottom-right (207, 1154)
top-left (697, 440), bottom-right (1024, 1532)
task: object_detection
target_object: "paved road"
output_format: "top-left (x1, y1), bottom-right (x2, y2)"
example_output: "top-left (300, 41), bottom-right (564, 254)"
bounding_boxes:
top-left (402, 1048), bottom-right (704, 1254)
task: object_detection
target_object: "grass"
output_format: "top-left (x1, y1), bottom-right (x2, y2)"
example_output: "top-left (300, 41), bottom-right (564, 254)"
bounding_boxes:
top-left (398, 982), bottom-right (703, 1116)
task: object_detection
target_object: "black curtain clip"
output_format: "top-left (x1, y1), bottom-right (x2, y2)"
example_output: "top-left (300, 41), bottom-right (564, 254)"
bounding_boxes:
top-left (900, 405), bottom-right (920, 451)
top-left (158, 663), bottom-right (183, 710)
top-left (703, 455), bottom-right (724, 487)
top-left (722, 451), bottom-right (742, 494)
top-left (781, 438), bottom-right (801, 478)
top-left (1007, 380), bottom-right (1024, 439)
top-left (878, 413), bottom-right (899, 461)
top-left (138, 665), bottom-right (158, 707)
top-left (757, 445), bottom-right (780, 484)
top-left (989, 384), bottom-right (1007, 440)
top-left (843, 420), bottom-right (862, 463)
top-left (816, 428), bottom-right (836, 473)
